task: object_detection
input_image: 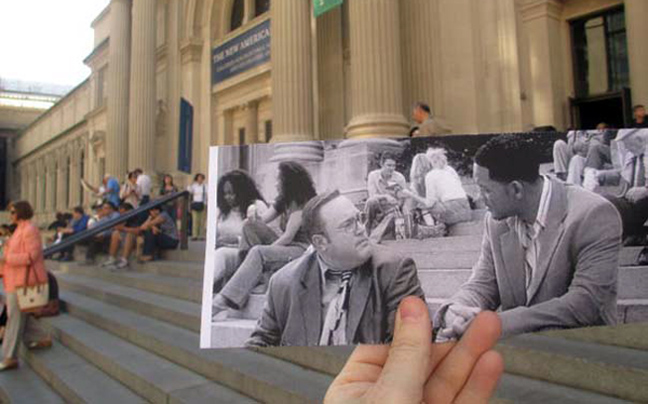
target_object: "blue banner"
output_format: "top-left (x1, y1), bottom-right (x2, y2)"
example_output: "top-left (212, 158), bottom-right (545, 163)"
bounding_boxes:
top-left (178, 98), bottom-right (193, 174)
top-left (212, 19), bottom-right (271, 85)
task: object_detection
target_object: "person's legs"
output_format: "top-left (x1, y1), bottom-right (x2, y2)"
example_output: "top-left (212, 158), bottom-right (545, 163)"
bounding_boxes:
top-left (437, 199), bottom-right (472, 226)
top-left (114, 232), bottom-right (136, 269)
top-left (238, 220), bottom-right (279, 258)
top-left (106, 231), bottom-right (121, 260)
top-left (196, 209), bottom-right (206, 239)
top-left (553, 140), bottom-right (573, 180)
top-left (212, 247), bottom-right (241, 293)
top-left (85, 237), bottom-right (104, 263)
top-left (142, 229), bottom-right (156, 257)
top-left (154, 233), bottom-right (179, 251)
top-left (2, 293), bottom-right (26, 362)
top-left (585, 142), bottom-right (611, 170)
top-left (191, 210), bottom-right (200, 239)
top-left (218, 244), bottom-right (306, 309)
top-left (566, 155), bottom-right (586, 186)
top-left (604, 194), bottom-right (648, 240)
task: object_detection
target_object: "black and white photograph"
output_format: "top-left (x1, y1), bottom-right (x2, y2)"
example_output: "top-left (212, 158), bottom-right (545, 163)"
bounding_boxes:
top-left (200, 129), bottom-right (648, 348)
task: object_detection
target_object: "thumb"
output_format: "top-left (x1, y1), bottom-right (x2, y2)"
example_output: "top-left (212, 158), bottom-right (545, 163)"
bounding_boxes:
top-left (372, 296), bottom-right (432, 403)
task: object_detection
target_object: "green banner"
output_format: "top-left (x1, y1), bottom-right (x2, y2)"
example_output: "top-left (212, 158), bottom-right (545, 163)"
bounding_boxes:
top-left (313, 0), bottom-right (343, 17)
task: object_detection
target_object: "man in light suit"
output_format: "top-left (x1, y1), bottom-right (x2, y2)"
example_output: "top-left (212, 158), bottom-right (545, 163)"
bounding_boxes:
top-left (246, 190), bottom-right (425, 347)
top-left (434, 134), bottom-right (622, 341)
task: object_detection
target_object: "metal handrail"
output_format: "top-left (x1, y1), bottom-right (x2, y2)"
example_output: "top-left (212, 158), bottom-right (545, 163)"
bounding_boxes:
top-left (43, 190), bottom-right (191, 258)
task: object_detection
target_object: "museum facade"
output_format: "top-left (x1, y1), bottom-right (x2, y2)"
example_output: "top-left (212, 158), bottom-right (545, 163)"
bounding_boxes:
top-left (8, 0), bottom-right (648, 221)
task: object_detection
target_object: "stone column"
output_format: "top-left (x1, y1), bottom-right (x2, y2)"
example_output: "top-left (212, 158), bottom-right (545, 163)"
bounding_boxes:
top-left (270, 0), bottom-right (315, 143)
top-left (128, 0), bottom-right (157, 172)
top-left (29, 164), bottom-right (37, 208)
top-left (106, 0), bottom-right (131, 177)
top-left (69, 146), bottom-right (79, 208)
top-left (625, 0), bottom-right (648, 107)
top-left (400, 0), bottom-right (442, 121)
top-left (245, 101), bottom-right (259, 143)
top-left (56, 152), bottom-right (67, 210)
top-left (346, 0), bottom-right (409, 138)
top-left (46, 156), bottom-right (56, 212)
top-left (520, 0), bottom-right (566, 129)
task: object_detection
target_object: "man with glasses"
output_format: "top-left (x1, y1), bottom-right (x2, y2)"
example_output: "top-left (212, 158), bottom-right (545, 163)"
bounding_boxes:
top-left (246, 190), bottom-right (425, 347)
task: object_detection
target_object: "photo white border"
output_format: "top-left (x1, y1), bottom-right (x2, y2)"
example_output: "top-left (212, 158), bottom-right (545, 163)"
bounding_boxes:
top-left (200, 146), bottom-right (220, 348)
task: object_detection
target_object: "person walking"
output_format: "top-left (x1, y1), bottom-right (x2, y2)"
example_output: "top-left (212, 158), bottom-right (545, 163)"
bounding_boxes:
top-left (0, 201), bottom-right (52, 371)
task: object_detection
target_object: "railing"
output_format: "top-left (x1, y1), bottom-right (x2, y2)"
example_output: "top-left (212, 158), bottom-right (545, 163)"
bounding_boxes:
top-left (43, 191), bottom-right (190, 259)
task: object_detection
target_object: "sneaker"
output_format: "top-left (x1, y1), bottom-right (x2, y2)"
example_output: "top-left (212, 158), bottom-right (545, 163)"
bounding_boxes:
top-left (101, 257), bottom-right (117, 267)
top-left (115, 258), bottom-right (129, 270)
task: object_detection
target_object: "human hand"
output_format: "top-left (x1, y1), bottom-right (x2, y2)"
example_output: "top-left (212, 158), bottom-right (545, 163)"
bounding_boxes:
top-left (324, 297), bottom-right (503, 404)
top-left (626, 187), bottom-right (648, 203)
top-left (435, 304), bottom-right (482, 343)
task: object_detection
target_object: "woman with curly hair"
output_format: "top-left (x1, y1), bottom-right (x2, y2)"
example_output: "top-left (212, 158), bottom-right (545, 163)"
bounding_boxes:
top-left (212, 161), bottom-right (317, 319)
top-left (212, 170), bottom-right (268, 292)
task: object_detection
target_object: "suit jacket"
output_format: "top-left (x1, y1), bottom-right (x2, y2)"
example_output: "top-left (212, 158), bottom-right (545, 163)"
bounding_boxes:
top-left (434, 179), bottom-right (622, 338)
top-left (1, 221), bottom-right (47, 293)
top-left (414, 117), bottom-right (451, 137)
top-left (246, 246), bottom-right (425, 347)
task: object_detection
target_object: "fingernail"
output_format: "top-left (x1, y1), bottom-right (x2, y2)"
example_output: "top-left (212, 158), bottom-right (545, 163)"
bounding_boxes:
top-left (400, 297), bottom-right (424, 322)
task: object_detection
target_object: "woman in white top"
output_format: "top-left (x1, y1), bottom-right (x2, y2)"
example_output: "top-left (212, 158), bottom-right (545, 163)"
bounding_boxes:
top-left (120, 172), bottom-right (141, 208)
top-left (404, 148), bottom-right (472, 225)
top-left (187, 173), bottom-right (207, 240)
top-left (212, 170), bottom-right (268, 293)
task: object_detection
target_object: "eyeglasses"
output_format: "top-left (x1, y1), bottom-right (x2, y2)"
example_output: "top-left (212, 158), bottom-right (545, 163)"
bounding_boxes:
top-left (337, 211), bottom-right (368, 234)
top-left (9, 211), bottom-right (16, 215)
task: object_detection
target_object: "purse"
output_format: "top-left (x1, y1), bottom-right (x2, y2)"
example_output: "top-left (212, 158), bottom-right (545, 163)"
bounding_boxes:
top-left (16, 258), bottom-right (49, 314)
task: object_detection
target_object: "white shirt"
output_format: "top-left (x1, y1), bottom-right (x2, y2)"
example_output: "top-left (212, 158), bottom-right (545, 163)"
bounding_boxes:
top-left (136, 174), bottom-right (152, 197)
top-left (514, 176), bottom-right (552, 301)
top-left (424, 166), bottom-right (468, 203)
top-left (188, 182), bottom-right (207, 203)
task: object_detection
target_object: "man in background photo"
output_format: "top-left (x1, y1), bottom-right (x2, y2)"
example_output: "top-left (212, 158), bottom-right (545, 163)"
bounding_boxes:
top-left (434, 134), bottom-right (622, 341)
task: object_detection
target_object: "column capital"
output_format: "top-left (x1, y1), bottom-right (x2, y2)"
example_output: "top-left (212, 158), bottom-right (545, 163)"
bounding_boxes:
top-left (180, 37), bottom-right (203, 64)
top-left (520, 0), bottom-right (564, 22)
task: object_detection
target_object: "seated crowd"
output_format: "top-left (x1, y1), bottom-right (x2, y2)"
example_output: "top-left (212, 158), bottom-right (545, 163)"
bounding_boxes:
top-left (41, 169), bottom-right (190, 269)
top-left (552, 108), bottom-right (648, 264)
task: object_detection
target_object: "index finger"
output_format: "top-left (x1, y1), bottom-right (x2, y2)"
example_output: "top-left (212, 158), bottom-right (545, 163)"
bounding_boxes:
top-left (423, 311), bottom-right (501, 403)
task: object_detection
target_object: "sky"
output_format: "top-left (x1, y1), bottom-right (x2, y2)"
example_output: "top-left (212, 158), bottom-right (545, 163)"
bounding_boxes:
top-left (0, 0), bottom-right (110, 87)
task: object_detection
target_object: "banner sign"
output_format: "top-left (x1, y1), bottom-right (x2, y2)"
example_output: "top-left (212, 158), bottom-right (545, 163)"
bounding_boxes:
top-left (178, 98), bottom-right (193, 173)
top-left (313, 0), bottom-right (343, 17)
top-left (211, 19), bottom-right (271, 85)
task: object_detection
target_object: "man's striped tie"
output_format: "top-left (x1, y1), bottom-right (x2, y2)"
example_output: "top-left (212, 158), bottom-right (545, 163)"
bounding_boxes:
top-left (320, 270), bottom-right (353, 345)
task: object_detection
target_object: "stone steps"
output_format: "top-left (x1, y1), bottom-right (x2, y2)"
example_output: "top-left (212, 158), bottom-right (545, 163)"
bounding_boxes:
top-left (0, 359), bottom-right (65, 404)
top-left (498, 334), bottom-right (648, 402)
top-left (20, 338), bottom-right (148, 404)
top-left (38, 313), bottom-right (258, 404)
top-left (57, 290), bottom-right (333, 403)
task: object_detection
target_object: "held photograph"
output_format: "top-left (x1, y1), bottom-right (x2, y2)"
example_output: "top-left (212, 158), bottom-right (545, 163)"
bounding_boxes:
top-left (200, 129), bottom-right (648, 349)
